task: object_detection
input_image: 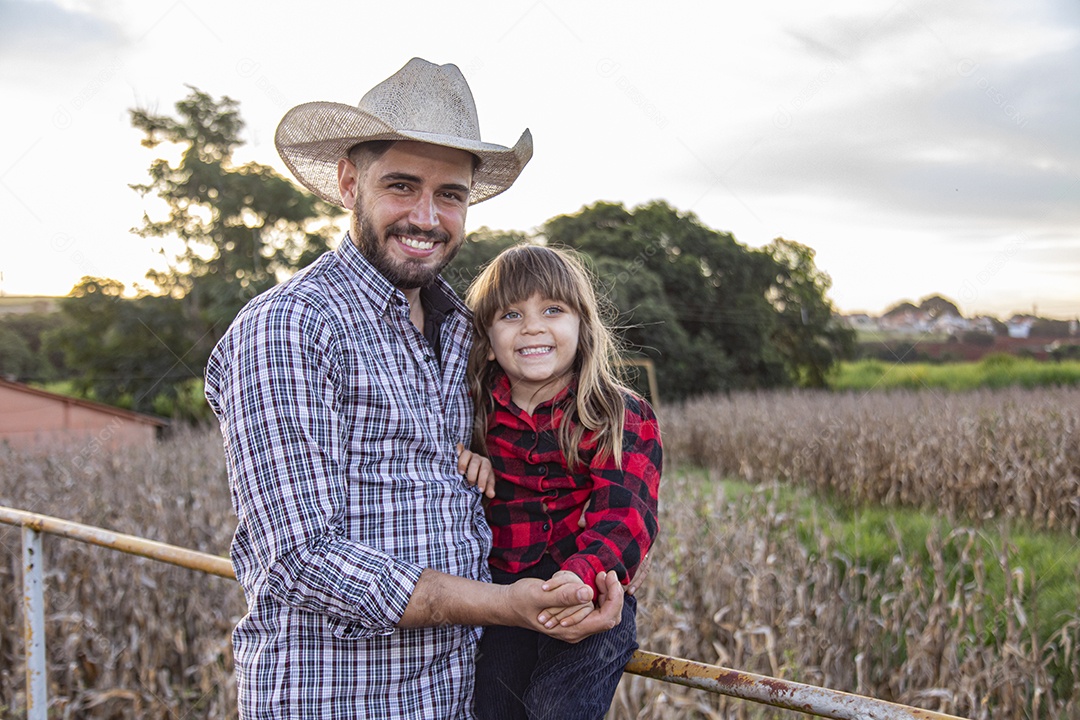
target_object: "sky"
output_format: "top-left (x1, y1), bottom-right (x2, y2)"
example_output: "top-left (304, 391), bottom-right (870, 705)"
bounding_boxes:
top-left (0, 0), bottom-right (1077, 319)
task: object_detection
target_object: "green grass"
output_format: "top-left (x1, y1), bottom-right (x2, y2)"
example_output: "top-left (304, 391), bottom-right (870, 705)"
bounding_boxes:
top-left (831, 354), bottom-right (1080, 391)
top-left (717, 475), bottom-right (1080, 646)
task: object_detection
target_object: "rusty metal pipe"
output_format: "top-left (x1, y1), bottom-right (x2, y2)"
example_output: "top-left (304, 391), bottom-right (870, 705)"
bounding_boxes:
top-left (625, 650), bottom-right (968, 719)
top-left (1, 505), bottom-right (969, 719)
top-left (0, 506), bottom-right (234, 579)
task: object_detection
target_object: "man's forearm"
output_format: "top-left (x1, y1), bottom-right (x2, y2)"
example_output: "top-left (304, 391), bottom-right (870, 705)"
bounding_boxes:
top-left (396, 567), bottom-right (624, 644)
top-left (397, 568), bottom-right (515, 628)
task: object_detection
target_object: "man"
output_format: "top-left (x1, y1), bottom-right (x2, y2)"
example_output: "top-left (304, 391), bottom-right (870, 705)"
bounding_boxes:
top-left (204, 58), bottom-right (624, 719)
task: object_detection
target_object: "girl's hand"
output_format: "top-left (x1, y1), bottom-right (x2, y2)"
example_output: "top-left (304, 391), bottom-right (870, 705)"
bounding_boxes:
top-left (627, 553), bottom-right (650, 597)
top-left (538, 570), bottom-right (593, 628)
top-left (456, 443), bottom-right (495, 498)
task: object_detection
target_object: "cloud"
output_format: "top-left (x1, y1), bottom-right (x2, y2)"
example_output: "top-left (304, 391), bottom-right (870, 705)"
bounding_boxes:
top-left (0, 0), bottom-right (125, 60)
top-left (716, 7), bottom-right (1080, 233)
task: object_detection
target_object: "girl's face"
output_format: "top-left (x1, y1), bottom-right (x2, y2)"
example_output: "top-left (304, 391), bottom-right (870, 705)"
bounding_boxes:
top-left (486, 293), bottom-right (581, 412)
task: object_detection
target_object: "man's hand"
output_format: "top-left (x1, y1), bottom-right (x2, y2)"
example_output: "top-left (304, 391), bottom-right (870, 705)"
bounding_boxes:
top-left (456, 443), bottom-right (495, 498)
top-left (397, 567), bottom-right (623, 645)
top-left (545, 571), bottom-right (623, 642)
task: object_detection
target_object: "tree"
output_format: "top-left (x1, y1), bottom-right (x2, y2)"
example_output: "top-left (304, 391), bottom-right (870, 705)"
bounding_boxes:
top-left (545, 202), bottom-right (793, 398)
top-left (49, 88), bottom-right (342, 419)
top-left (763, 238), bottom-right (855, 387)
top-left (883, 300), bottom-right (919, 318)
top-left (442, 227), bottom-right (526, 297)
top-left (0, 324), bottom-right (35, 380)
top-left (423, 202), bottom-right (850, 400)
top-left (1030, 318), bottom-right (1072, 338)
top-left (46, 277), bottom-right (193, 413)
top-left (130, 87), bottom-right (343, 350)
top-left (919, 294), bottom-right (962, 318)
top-left (0, 312), bottom-right (69, 382)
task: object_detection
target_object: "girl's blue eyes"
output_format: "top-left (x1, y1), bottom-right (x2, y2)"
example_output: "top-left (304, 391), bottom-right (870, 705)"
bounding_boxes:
top-left (499, 306), bottom-right (564, 320)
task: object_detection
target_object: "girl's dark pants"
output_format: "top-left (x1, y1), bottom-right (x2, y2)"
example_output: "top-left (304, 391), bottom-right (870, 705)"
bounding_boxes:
top-left (473, 555), bottom-right (638, 720)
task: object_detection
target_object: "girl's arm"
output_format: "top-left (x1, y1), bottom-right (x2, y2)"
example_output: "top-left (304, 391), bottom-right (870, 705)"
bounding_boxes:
top-left (562, 395), bottom-right (663, 595)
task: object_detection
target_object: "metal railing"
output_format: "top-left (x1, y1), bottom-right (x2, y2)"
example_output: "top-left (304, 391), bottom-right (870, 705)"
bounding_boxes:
top-left (1, 505), bottom-right (967, 720)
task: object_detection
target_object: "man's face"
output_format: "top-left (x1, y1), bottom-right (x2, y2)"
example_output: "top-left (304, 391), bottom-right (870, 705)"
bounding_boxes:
top-left (344, 141), bottom-right (473, 289)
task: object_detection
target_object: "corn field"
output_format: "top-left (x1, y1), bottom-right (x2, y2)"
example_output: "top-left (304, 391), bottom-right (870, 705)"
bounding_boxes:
top-left (663, 387), bottom-right (1080, 535)
top-left (1, 387), bottom-right (1078, 718)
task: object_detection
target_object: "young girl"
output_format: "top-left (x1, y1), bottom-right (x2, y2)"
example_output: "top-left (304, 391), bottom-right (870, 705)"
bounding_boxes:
top-left (461, 243), bottom-right (662, 720)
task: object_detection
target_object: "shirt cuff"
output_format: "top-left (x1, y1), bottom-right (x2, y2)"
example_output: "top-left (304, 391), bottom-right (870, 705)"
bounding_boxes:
top-left (561, 556), bottom-right (603, 599)
top-left (332, 555), bottom-right (425, 640)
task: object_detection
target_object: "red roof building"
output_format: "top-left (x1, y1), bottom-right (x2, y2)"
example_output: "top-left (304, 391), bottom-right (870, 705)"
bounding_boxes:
top-left (0, 379), bottom-right (167, 448)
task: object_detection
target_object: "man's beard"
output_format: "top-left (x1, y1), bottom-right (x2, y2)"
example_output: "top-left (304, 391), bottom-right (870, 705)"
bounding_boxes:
top-left (353, 203), bottom-right (461, 290)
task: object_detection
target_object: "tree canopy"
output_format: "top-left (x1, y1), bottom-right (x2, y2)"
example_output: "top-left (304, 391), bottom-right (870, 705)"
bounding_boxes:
top-left (39, 88), bottom-right (851, 417)
top-left (46, 88), bottom-right (342, 417)
top-left (451, 201), bottom-right (853, 400)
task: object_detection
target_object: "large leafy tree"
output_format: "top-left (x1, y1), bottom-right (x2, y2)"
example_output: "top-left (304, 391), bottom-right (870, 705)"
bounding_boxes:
top-left (764, 237), bottom-right (855, 387)
top-left (130, 87), bottom-right (342, 349)
top-left (445, 201), bottom-right (850, 401)
top-left (48, 88), bottom-right (342, 417)
top-left (544, 201), bottom-right (792, 399)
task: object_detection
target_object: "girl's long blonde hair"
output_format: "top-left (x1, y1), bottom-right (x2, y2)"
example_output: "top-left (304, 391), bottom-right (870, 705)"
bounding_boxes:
top-left (465, 243), bottom-right (627, 469)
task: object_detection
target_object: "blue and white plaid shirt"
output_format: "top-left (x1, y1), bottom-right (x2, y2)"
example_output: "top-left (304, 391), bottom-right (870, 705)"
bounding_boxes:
top-left (205, 235), bottom-right (491, 719)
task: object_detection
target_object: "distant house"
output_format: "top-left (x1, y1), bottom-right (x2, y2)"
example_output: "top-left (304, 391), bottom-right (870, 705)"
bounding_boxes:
top-left (0, 379), bottom-right (167, 448)
top-left (1006, 316), bottom-right (1036, 339)
top-left (929, 313), bottom-right (971, 336)
top-left (843, 314), bottom-right (879, 332)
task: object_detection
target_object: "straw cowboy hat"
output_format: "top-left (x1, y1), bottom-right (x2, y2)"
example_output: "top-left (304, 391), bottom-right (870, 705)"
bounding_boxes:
top-left (275, 57), bottom-right (533, 206)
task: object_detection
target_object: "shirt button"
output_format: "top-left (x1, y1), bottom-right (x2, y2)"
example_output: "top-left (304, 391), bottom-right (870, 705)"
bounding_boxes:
top-left (542, 523), bottom-right (550, 531)
top-left (537, 465), bottom-right (548, 476)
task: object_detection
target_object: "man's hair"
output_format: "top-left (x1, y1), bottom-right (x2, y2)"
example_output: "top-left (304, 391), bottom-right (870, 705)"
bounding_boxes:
top-left (465, 243), bottom-right (628, 469)
top-left (347, 140), bottom-right (483, 179)
top-left (347, 140), bottom-right (397, 177)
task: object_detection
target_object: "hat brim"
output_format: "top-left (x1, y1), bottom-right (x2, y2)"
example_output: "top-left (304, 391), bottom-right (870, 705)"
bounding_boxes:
top-left (275, 101), bottom-right (533, 207)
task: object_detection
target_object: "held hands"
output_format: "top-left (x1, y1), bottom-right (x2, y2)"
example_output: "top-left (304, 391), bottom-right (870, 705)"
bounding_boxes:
top-left (538, 571), bottom-right (594, 628)
top-left (506, 570), bottom-right (624, 644)
top-left (456, 443), bottom-right (495, 498)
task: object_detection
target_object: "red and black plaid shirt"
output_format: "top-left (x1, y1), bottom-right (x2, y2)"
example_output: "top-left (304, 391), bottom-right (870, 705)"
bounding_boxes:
top-left (484, 371), bottom-right (662, 596)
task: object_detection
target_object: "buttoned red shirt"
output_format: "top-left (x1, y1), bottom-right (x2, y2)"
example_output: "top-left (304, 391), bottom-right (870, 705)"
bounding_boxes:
top-left (484, 371), bottom-right (662, 596)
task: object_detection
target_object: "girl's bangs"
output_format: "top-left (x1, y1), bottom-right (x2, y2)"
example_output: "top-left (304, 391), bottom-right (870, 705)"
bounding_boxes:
top-left (479, 247), bottom-right (585, 321)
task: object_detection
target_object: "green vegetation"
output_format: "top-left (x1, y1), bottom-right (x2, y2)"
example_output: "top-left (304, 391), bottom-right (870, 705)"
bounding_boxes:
top-left (720, 474), bottom-right (1080, 698)
top-left (831, 354), bottom-right (1080, 391)
top-left (453, 203), bottom-right (855, 399)
top-left (698, 469), bottom-right (1080, 642)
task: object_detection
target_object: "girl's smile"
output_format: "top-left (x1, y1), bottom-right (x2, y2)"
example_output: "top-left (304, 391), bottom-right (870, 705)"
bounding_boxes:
top-left (487, 294), bottom-right (581, 413)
